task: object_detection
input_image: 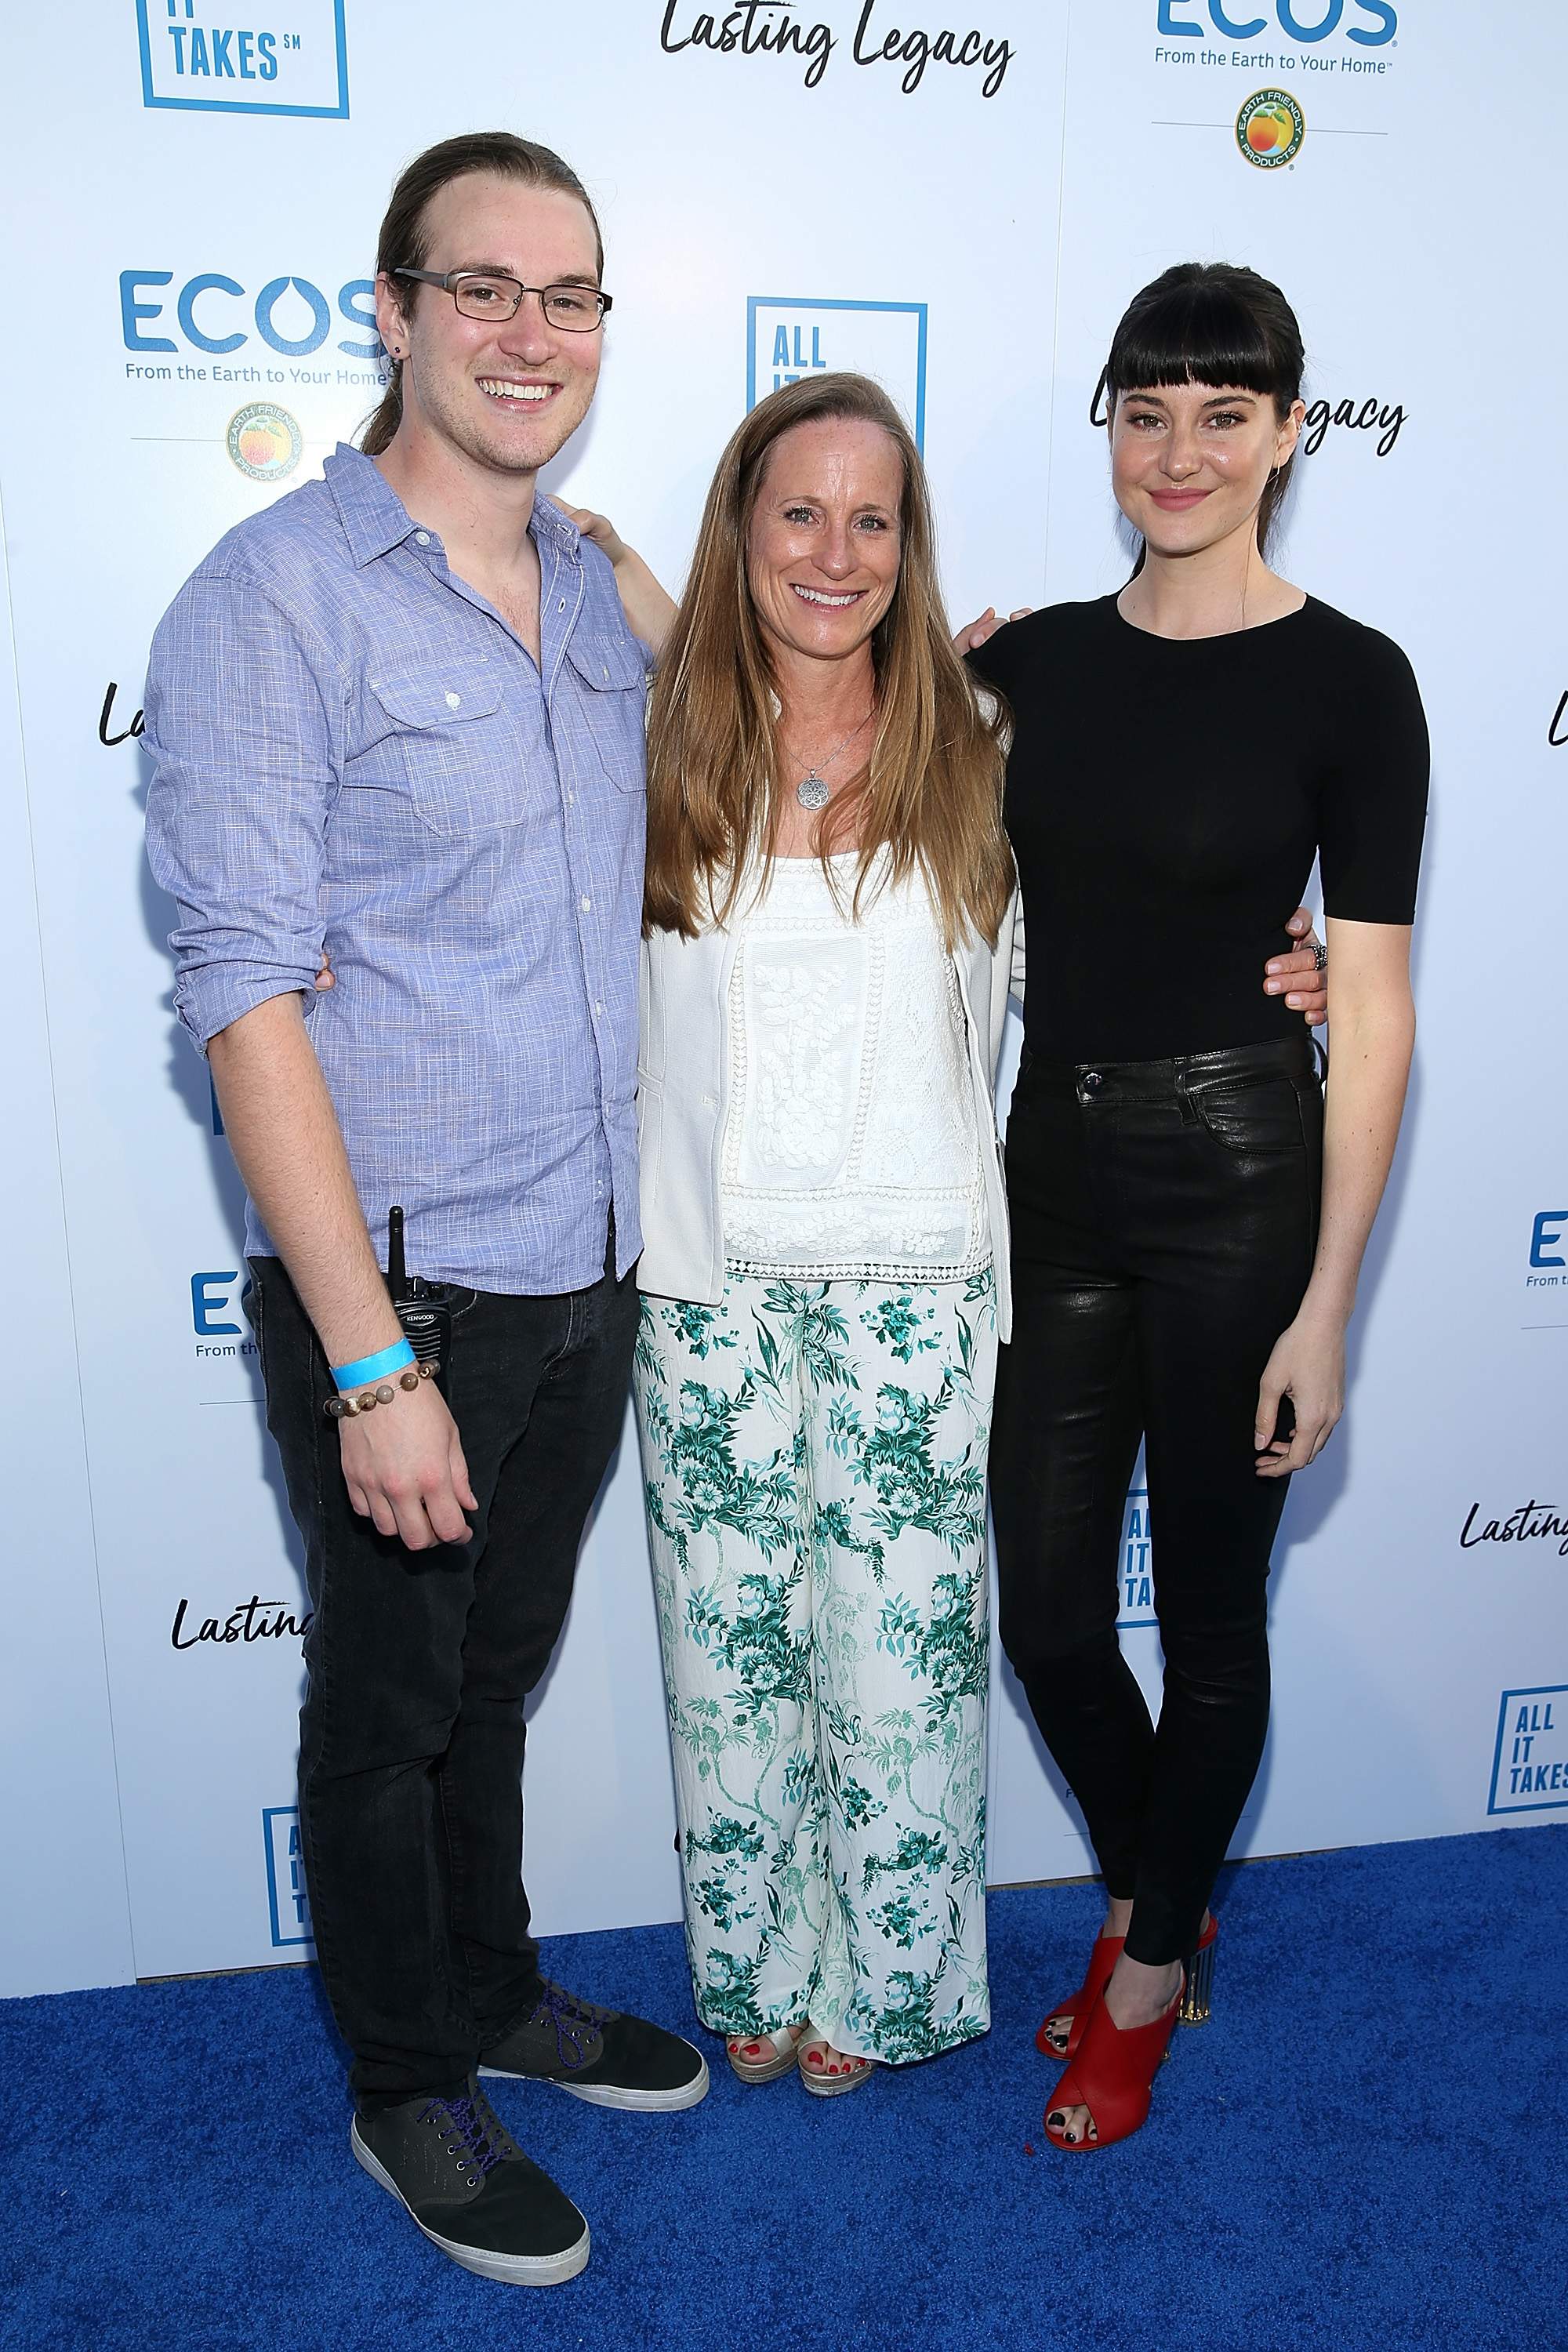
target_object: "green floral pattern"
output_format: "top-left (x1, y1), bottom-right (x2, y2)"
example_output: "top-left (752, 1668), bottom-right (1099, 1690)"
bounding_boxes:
top-left (634, 1272), bottom-right (997, 2063)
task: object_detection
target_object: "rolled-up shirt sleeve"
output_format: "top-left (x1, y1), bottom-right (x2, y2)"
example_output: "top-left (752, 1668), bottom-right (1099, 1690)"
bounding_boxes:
top-left (144, 572), bottom-right (344, 1054)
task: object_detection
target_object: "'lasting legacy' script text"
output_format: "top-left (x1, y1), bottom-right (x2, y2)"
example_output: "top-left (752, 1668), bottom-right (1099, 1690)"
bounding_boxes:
top-left (660, 1), bottom-right (1014, 95)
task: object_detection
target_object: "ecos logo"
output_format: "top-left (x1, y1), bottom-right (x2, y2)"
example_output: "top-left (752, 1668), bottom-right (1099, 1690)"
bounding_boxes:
top-left (1156, 0), bottom-right (1395, 44)
top-left (1526, 1210), bottom-right (1567, 1325)
top-left (191, 1268), bottom-right (256, 1361)
top-left (1529, 1210), bottom-right (1567, 1289)
top-left (122, 269), bottom-right (379, 361)
top-left (191, 1269), bottom-right (262, 1402)
top-left (747, 298), bottom-right (927, 452)
top-left (136, 0), bottom-right (350, 119)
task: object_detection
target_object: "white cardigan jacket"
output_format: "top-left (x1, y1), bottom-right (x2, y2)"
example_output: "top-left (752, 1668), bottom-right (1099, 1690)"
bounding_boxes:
top-left (635, 889), bottom-right (1025, 1340)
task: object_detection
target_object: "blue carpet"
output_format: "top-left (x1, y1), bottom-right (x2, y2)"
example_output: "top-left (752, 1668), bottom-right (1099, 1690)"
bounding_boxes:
top-left (3, 1828), bottom-right (1564, 2352)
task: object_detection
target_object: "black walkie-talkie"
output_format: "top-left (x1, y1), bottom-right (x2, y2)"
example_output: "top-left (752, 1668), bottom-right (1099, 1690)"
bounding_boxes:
top-left (387, 1205), bottom-right (454, 1392)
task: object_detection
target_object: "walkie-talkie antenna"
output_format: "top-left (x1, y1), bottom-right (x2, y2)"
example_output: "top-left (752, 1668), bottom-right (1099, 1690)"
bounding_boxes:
top-left (387, 1204), bottom-right (407, 1296)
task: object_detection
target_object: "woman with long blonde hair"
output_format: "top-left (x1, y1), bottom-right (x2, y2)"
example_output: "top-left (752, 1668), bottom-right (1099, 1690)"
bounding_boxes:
top-left (625, 372), bottom-right (1019, 2093)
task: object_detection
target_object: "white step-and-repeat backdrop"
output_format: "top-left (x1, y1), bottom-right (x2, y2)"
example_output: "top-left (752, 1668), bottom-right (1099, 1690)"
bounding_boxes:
top-left (4, 1), bottom-right (1565, 1998)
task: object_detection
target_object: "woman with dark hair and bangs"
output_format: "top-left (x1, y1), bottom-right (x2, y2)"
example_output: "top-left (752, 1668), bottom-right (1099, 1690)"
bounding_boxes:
top-left (967, 261), bottom-right (1428, 2151)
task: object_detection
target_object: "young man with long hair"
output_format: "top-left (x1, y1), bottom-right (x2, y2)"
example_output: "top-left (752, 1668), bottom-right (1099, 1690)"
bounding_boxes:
top-left (146, 132), bottom-right (705, 2289)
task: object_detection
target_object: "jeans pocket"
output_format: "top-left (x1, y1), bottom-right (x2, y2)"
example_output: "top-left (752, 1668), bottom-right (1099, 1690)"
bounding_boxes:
top-left (1192, 1074), bottom-right (1306, 1156)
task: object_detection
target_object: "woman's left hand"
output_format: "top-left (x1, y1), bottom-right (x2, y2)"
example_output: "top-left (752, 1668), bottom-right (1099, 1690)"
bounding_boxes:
top-left (551, 498), bottom-right (630, 569)
top-left (953, 604), bottom-right (1033, 656)
top-left (1265, 908), bottom-right (1327, 1025)
top-left (1254, 1306), bottom-right (1346, 1476)
top-left (549, 497), bottom-right (678, 659)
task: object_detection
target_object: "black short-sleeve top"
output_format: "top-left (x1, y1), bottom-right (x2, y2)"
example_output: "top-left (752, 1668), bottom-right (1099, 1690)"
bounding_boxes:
top-left (967, 593), bottom-right (1428, 1064)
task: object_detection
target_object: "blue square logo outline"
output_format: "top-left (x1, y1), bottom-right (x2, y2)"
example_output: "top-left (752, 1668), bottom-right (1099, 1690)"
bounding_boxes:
top-left (746, 298), bottom-right (928, 453)
top-left (262, 1805), bottom-right (314, 1946)
top-left (136, 1), bottom-right (350, 118)
top-left (1487, 1682), bottom-right (1568, 1817)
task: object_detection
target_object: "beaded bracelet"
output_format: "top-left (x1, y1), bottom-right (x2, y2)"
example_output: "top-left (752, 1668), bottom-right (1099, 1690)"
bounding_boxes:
top-left (324, 1360), bottom-right (437, 1420)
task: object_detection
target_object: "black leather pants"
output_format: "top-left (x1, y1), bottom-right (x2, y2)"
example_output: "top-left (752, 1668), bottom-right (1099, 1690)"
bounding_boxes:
top-left (990, 1033), bottom-right (1323, 1966)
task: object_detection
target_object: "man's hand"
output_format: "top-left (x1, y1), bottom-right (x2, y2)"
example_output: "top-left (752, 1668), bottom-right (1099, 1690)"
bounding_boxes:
top-left (339, 1376), bottom-right (478, 1549)
top-left (208, 991), bottom-right (470, 1552)
top-left (953, 604), bottom-right (1033, 656)
top-left (1265, 908), bottom-right (1327, 1025)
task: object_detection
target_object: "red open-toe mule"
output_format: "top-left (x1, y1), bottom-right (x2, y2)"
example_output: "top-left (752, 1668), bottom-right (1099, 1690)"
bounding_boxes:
top-left (1037, 1911), bottom-right (1218, 2060)
top-left (1043, 1977), bottom-right (1184, 2152)
top-left (1035, 1930), bottom-right (1124, 2060)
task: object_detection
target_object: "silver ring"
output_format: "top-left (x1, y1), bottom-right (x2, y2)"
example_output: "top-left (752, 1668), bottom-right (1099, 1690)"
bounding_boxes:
top-left (1312, 941), bottom-right (1327, 972)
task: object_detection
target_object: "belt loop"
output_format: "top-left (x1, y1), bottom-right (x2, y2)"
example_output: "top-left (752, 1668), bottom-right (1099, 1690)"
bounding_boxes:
top-left (1174, 1057), bottom-right (1199, 1124)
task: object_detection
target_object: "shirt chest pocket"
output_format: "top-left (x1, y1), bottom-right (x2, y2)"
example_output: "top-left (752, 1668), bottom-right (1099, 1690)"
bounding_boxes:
top-left (561, 636), bottom-right (648, 793)
top-left (362, 662), bottom-right (522, 834)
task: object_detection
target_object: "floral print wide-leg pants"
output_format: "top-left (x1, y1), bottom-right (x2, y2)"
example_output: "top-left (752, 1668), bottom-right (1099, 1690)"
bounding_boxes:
top-left (633, 1269), bottom-right (998, 2064)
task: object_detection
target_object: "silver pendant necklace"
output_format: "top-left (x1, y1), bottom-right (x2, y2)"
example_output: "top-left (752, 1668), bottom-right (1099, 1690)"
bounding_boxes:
top-left (788, 708), bottom-right (874, 811)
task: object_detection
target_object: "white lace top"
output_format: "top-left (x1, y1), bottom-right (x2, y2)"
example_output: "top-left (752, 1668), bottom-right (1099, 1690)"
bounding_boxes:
top-left (720, 850), bottom-right (989, 1283)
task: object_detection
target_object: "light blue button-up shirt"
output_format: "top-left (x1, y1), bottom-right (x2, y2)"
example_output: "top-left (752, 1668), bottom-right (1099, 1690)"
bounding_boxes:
top-left (145, 444), bottom-right (647, 1294)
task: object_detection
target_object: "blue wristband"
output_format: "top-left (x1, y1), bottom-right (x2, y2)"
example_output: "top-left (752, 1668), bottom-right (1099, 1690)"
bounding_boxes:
top-left (331, 1338), bottom-right (416, 1392)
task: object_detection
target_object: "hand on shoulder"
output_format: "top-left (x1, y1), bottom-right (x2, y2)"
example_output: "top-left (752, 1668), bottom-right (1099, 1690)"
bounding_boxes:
top-left (547, 496), bottom-right (677, 660)
top-left (953, 604), bottom-right (1034, 657)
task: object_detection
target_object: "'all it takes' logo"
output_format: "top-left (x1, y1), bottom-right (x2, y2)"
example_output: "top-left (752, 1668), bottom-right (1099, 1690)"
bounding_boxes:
top-left (263, 1806), bottom-right (314, 1946)
top-left (746, 299), bottom-right (927, 452)
top-left (136, 0), bottom-right (350, 118)
top-left (1489, 1686), bottom-right (1568, 1815)
top-left (1236, 88), bottom-right (1305, 169)
top-left (1120, 1486), bottom-right (1156, 1630)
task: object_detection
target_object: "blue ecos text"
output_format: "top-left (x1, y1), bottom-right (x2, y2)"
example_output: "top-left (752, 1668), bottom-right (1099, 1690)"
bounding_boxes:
top-left (1156, 0), bottom-right (1394, 41)
top-left (121, 269), bottom-right (379, 371)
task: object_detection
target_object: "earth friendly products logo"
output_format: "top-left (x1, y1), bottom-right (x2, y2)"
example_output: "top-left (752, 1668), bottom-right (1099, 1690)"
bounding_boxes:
top-left (1236, 88), bottom-right (1305, 167)
top-left (226, 401), bottom-right (302, 481)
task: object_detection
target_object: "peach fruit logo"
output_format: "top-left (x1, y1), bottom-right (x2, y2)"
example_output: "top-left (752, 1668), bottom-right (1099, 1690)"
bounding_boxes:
top-left (226, 402), bottom-right (303, 484)
top-left (1236, 89), bottom-right (1304, 170)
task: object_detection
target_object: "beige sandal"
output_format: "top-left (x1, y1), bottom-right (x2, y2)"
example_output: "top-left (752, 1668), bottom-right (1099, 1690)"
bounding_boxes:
top-left (726, 2023), bottom-right (805, 2085)
top-left (797, 2031), bottom-right (874, 2097)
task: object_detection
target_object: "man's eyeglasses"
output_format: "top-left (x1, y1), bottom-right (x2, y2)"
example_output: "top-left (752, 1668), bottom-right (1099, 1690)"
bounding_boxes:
top-left (394, 267), bottom-right (612, 332)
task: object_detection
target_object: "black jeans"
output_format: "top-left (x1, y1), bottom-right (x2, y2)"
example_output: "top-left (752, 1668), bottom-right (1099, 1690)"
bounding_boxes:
top-left (250, 1247), bottom-right (639, 2106)
top-left (989, 1034), bottom-right (1323, 1967)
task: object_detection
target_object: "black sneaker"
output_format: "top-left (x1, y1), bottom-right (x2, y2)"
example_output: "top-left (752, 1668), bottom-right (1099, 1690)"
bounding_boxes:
top-left (350, 2078), bottom-right (590, 2286)
top-left (478, 1979), bottom-right (710, 2112)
